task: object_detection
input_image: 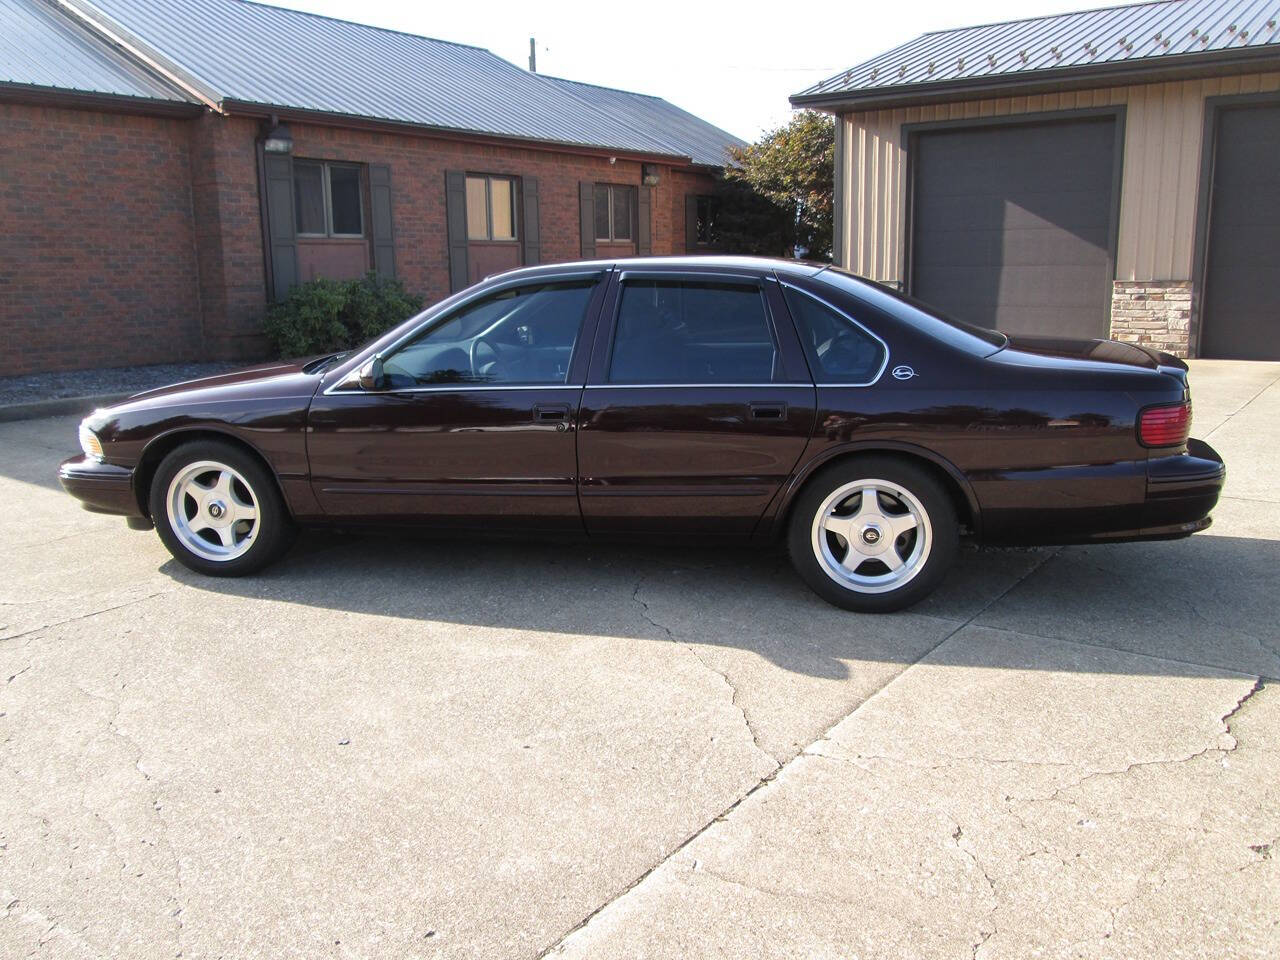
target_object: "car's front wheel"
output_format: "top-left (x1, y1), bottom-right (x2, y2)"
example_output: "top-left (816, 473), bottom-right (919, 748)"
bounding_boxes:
top-left (149, 440), bottom-right (294, 576)
top-left (787, 456), bottom-right (959, 612)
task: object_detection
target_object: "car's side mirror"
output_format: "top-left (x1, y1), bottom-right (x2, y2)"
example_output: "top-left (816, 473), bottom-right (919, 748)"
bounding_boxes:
top-left (357, 354), bottom-right (385, 391)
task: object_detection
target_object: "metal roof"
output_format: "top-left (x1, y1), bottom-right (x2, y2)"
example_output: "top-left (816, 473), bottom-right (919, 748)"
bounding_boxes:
top-left (794, 0), bottom-right (1280, 107)
top-left (541, 76), bottom-right (745, 167)
top-left (0, 0), bottom-right (188, 102)
top-left (61, 0), bottom-right (729, 161)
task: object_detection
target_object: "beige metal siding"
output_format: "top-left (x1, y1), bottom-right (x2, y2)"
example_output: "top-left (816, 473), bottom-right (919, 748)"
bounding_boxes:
top-left (840, 71), bottom-right (1280, 285)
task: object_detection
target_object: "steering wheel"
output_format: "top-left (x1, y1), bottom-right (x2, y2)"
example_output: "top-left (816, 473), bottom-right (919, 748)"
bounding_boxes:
top-left (468, 337), bottom-right (505, 382)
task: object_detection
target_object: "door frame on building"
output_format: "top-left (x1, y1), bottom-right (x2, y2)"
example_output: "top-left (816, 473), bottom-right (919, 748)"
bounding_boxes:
top-left (898, 106), bottom-right (1127, 326)
top-left (1191, 90), bottom-right (1280, 358)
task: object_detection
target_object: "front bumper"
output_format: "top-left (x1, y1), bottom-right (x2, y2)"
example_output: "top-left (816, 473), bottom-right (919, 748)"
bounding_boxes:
top-left (58, 455), bottom-right (144, 519)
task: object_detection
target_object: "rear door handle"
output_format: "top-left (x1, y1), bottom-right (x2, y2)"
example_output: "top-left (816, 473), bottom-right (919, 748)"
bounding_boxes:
top-left (534, 403), bottom-right (571, 422)
top-left (749, 402), bottom-right (787, 420)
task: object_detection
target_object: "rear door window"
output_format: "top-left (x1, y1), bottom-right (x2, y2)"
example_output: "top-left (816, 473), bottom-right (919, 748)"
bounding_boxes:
top-left (609, 280), bottom-right (778, 384)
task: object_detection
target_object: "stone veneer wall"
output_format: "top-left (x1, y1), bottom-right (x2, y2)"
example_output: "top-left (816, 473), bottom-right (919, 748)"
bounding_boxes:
top-left (1109, 281), bottom-right (1194, 358)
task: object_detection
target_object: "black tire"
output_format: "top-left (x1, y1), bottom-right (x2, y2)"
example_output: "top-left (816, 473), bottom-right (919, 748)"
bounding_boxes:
top-left (787, 456), bottom-right (959, 613)
top-left (149, 439), bottom-right (295, 577)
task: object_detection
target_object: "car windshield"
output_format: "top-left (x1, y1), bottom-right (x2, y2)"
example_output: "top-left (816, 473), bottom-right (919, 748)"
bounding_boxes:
top-left (814, 266), bottom-right (1008, 354)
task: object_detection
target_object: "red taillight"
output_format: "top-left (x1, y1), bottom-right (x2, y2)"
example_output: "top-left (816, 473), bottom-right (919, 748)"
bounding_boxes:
top-left (1138, 401), bottom-right (1191, 447)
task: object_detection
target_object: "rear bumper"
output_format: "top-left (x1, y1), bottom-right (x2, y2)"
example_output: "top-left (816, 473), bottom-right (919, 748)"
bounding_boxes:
top-left (1142, 438), bottom-right (1226, 532)
top-left (58, 455), bottom-right (143, 518)
top-left (973, 439), bottom-right (1224, 546)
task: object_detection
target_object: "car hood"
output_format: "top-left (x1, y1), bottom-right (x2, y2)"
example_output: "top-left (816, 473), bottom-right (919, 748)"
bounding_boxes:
top-left (124, 359), bottom-right (315, 404)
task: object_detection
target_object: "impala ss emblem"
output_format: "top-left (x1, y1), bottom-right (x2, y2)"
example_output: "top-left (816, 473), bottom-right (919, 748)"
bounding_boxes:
top-left (891, 365), bottom-right (918, 380)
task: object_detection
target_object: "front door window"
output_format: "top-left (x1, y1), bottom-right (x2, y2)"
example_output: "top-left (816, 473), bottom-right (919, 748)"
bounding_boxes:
top-left (380, 280), bottom-right (596, 388)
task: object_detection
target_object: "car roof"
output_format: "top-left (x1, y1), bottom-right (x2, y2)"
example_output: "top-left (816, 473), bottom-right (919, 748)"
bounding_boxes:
top-left (486, 255), bottom-right (830, 284)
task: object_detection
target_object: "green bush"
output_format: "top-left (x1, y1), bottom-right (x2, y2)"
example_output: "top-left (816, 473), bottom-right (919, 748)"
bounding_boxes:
top-left (263, 273), bottom-right (424, 358)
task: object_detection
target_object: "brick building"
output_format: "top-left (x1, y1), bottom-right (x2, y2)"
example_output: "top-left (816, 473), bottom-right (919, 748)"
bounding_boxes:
top-left (793, 0), bottom-right (1280, 360)
top-left (0, 0), bottom-right (744, 375)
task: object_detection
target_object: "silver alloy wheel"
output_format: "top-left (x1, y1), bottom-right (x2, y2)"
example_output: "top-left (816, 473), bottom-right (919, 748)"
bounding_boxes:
top-left (810, 478), bottom-right (932, 594)
top-left (165, 460), bottom-right (260, 562)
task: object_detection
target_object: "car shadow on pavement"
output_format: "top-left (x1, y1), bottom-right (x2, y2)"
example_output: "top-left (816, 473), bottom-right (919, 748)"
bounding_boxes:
top-left (161, 526), bottom-right (1280, 682)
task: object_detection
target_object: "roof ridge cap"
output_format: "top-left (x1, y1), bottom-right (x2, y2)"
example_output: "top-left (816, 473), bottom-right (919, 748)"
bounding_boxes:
top-left (541, 73), bottom-right (664, 101)
top-left (234, 0), bottom-right (491, 52)
top-left (918, 0), bottom-right (1178, 37)
top-left (42, 0), bottom-right (224, 108)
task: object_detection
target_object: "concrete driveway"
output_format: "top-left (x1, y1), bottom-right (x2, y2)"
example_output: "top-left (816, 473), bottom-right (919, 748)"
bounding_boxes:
top-left (2, 360), bottom-right (1277, 959)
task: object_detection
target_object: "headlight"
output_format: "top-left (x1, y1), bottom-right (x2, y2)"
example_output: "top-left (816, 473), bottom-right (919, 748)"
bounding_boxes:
top-left (78, 416), bottom-right (106, 461)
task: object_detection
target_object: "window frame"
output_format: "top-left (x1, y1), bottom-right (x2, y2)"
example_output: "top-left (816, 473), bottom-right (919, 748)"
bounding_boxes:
top-left (594, 183), bottom-right (637, 243)
top-left (294, 159), bottom-right (366, 239)
top-left (694, 195), bottom-right (720, 246)
top-left (326, 270), bottom-right (606, 395)
top-left (602, 273), bottom-right (786, 386)
top-left (464, 173), bottom-right (519, 243)
top-left (778, 282), bottom-right (890, 388)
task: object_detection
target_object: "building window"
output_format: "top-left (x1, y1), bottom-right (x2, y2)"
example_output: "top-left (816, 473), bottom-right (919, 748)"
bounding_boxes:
top-left (594, 184), bottom-right (635, 242)
top-left (695, 196), bottom-right (720, 245)
top-left (465, 175), bottom-right (517, 241)
top-left (294, 160), bottom-right (365, 237)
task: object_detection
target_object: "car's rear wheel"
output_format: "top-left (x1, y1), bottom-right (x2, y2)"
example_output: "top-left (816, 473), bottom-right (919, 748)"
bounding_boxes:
top-left (149, 440), bottom-right (294, 576)
top-left (787, 456), bottom-right (959, 612)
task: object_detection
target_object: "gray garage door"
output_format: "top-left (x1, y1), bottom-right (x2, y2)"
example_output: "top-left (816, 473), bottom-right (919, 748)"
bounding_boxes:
top-left (909, 116), bottom-right (1118, 339)
top-left (1200, 102), bottom-right (1280, 360)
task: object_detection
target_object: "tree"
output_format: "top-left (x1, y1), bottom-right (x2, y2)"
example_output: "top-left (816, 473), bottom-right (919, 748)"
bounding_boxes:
top-left (723, 110), bottom-right (835, 261)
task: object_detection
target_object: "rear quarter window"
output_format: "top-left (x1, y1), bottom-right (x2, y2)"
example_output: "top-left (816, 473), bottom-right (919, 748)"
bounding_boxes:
top-left (782, 286), bottom-right (887, 384)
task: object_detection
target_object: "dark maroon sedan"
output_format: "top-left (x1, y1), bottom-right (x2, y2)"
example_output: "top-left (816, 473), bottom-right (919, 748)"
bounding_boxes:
top-left (60, 257), bottom-right (1224, 611)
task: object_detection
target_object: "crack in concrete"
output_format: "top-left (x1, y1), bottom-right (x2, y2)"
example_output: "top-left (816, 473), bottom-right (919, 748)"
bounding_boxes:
top-left (812, 748), bottom-right (1077, 772)
top-left (630, 574), bottom-right (779, 770)
top-left (1010, 678), bottom-right (1266, 809)
top-left (0, 590), bottom-right (170, 646)
top-left (687, 861), bottom-right (878, 910)
top-left (543, 547), bottom-right (1066, 958)
top-left (948, 825), bottom-right (999, 959)
top-left (71, 679), bottom-right (186, 955)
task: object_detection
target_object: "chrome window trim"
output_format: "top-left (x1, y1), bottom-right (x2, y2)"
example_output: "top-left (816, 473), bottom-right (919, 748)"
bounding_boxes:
top-left (615, 269), bottom-right (767, 284)
top-left (327, 383), bottom-right (583, 396)
top-left (321, 269), bottom-right (607, 398)
top-left (778, 281), bottom-right (890, 388)
top-left (584, 383), bottom-right (799, 390)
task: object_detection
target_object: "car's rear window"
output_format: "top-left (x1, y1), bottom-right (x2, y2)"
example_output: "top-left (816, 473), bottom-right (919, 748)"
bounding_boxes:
top-left (814, 266), bottom-right (1007, 355)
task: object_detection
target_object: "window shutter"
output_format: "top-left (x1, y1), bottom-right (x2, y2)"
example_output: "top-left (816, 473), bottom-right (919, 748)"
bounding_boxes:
top-left (262, 152), bottom-right (298, 299)
top-left (445, 170), bottom-right (470, 292)
top-left (685, 194), bottom-right (700, 252)
top-left (521, 176), bottom-right (540, 266)
top-left (369, 164), bottom-right (396, 280)
top-left (579, 181), bottom-right (596, 258)
top-left (637, 185), bottom-right (652, 255)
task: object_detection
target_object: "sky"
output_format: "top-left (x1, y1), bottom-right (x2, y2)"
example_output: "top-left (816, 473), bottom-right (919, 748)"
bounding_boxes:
top-left (269, 0), bottom-right (1150, 141)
